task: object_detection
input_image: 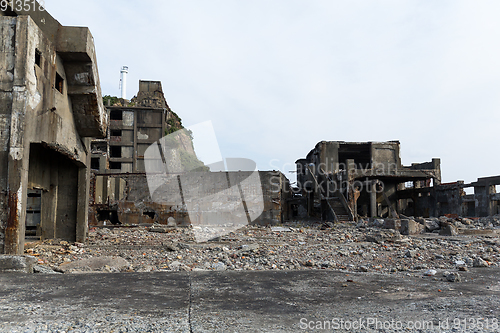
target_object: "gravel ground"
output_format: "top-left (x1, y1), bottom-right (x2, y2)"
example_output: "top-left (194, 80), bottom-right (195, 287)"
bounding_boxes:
top-left (24, 215), bottom-right (500, 277)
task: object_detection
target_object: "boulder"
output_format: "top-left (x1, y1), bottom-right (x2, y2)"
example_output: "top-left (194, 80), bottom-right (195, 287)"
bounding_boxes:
top-left (473, 257), bottom-right (489, 268)
top-left (383, 219), bottom-right (401, 231)
top-left (365, 230), bottom-right (402, 243)
top-left (401, 219), bottom-right (425, 235)
top-left (439, 223), bottom-right (458, 236)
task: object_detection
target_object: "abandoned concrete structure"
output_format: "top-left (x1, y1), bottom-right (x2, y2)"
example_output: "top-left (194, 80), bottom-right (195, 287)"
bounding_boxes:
top-left (2, 3), bottom-right (495, 252)
top-left (293, 141), bottom-right (499, 221)
top-left (466, 176), bottom-right (500, 217)
top-left (0, 3), bottom-right (107, 254)
top-left (91, 81), bottom-right (180, 174)
top-left (293, 141), bottom-right (442, 221)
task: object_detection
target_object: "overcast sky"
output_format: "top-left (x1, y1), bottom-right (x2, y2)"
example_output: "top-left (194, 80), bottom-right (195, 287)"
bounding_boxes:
top-left (45, 0), bottom-right (500, 187)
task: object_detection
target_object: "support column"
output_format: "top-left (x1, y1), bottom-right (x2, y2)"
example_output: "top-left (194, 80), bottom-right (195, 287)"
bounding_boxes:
top-left (370, 180), bottom-right (377, 218)
top-left (76, 139), bottom-right (91, 243)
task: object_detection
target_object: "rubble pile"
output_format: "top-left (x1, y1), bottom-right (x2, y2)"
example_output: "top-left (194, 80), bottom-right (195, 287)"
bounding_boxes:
top-left (24, 215), bottom-right (500, 279)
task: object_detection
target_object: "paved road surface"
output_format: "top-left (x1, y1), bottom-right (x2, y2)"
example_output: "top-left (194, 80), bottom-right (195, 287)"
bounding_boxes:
top-left (1, 269), bottom-right (499, 332)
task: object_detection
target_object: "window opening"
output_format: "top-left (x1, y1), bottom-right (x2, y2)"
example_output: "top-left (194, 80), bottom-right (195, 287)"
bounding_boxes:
top-left (110, 110), bottom-right (123, 120)
top-left (55, 73), bottom-right (64, 94)
top-left (91, 157), bottom-right (100, 170)
top-left (109, 162), bottom-right (122, 170)
top-left (110, 146), bottom-right (122, 158)
top-left (35, 49), bottom-right (41, 67)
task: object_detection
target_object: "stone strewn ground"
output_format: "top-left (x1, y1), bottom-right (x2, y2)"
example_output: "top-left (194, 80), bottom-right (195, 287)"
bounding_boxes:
top-left (23, 215), bottom-right (500, 277)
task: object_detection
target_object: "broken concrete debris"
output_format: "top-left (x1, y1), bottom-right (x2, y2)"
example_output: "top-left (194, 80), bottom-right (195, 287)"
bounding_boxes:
top-left (439, 223), bottom-right (459, 236)
top-left (58, 256), bottom-right (131, 273)
top-left (473, 257), bottom-right (489, 268)
top-left (446, 272), bottom-right (462, 282)
top-left (401, 219), bottom-right (425, 235)
top-left (17, 214), bottom-right (498, 276)
top-left (0, 255), bottom-right (37, 273)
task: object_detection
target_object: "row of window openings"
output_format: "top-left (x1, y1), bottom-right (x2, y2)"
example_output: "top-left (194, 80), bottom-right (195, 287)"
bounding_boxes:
top-left (92, 160), bottom-right (149, 171)
top-left (35, 48), bottom-right (64, 94)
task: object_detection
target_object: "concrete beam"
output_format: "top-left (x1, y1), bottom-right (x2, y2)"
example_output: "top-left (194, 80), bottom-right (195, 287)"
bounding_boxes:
top-left (0, 255), bottom-right (37, 273)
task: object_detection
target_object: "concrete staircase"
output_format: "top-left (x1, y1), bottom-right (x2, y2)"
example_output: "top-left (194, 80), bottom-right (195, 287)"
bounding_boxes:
top-left (325, 197), bottom-right (351, 222)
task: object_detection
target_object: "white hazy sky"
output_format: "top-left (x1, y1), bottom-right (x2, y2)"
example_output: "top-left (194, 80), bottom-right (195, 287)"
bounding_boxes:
top-left (45, 0), bottom-right (500, 186)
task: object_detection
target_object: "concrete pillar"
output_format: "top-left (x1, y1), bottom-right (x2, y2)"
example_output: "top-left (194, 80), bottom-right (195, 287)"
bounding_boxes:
top-left (474, 185), bottom-right (494, 217)
top-left (370, 181), bottom-right (377, 218)
top-left (4, 149), bottom-right (29, 255)
top-left (76, 165), bottom-right (89, 243)
top-left (346, 159), bottom-right (356, 213)
top-left (4, 30), bottom-right (30, 254)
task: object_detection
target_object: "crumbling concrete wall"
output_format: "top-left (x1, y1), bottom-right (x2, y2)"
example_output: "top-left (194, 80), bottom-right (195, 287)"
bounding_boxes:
top-left (0, 3), bottom-right (106, 254)
top-left (90, 171), bottom-right (290, 227)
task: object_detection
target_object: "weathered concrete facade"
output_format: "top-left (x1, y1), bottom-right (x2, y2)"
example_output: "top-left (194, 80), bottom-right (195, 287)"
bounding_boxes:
top-left (92, 81), bottom-right (180, 174)
top-left (295, 141), bottom-right (441, 221)
top-left (0, 3), bottom-right (106, 254)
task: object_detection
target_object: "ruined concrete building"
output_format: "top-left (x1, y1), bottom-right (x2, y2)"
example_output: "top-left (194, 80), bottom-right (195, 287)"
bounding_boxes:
top-left (292, 141), bottom-right (499, 221)
top-left (0, 4), bottom-right (107, 254)
top-left (2, 3), bottom-right (496, 252)
top-left (293, 141), bottom-right (441, 221)
top-left (92, 81), bottom-right (179, 174)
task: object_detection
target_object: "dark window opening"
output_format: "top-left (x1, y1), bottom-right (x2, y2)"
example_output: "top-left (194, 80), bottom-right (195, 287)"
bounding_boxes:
top-left (110, 146), bottom-right (122, 158)
top-left (338, 143), bottom-right (372, 170)
top-left (96, 209), bottom-right (121, 225)
top-left (35, 49), bottom-right (41, 67)
top-left (55, 73), bottom-right (64, 94)
top-left (109, 161), bottom-right (122, 170)
top-left (110, 129), bottom-right (122, 137)
top-left (110, 110), bottom-right (123, 120)
top-left (143, 211), bottom-right (156, 219)
top-left (91, 157), bottom-right (100, 170)
top-left (91, 142), bottom-right (107, 154)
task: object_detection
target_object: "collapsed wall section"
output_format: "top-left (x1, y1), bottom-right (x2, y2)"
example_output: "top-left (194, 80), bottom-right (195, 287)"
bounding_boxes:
top-left (90, 171), bottom-right (290, 227)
